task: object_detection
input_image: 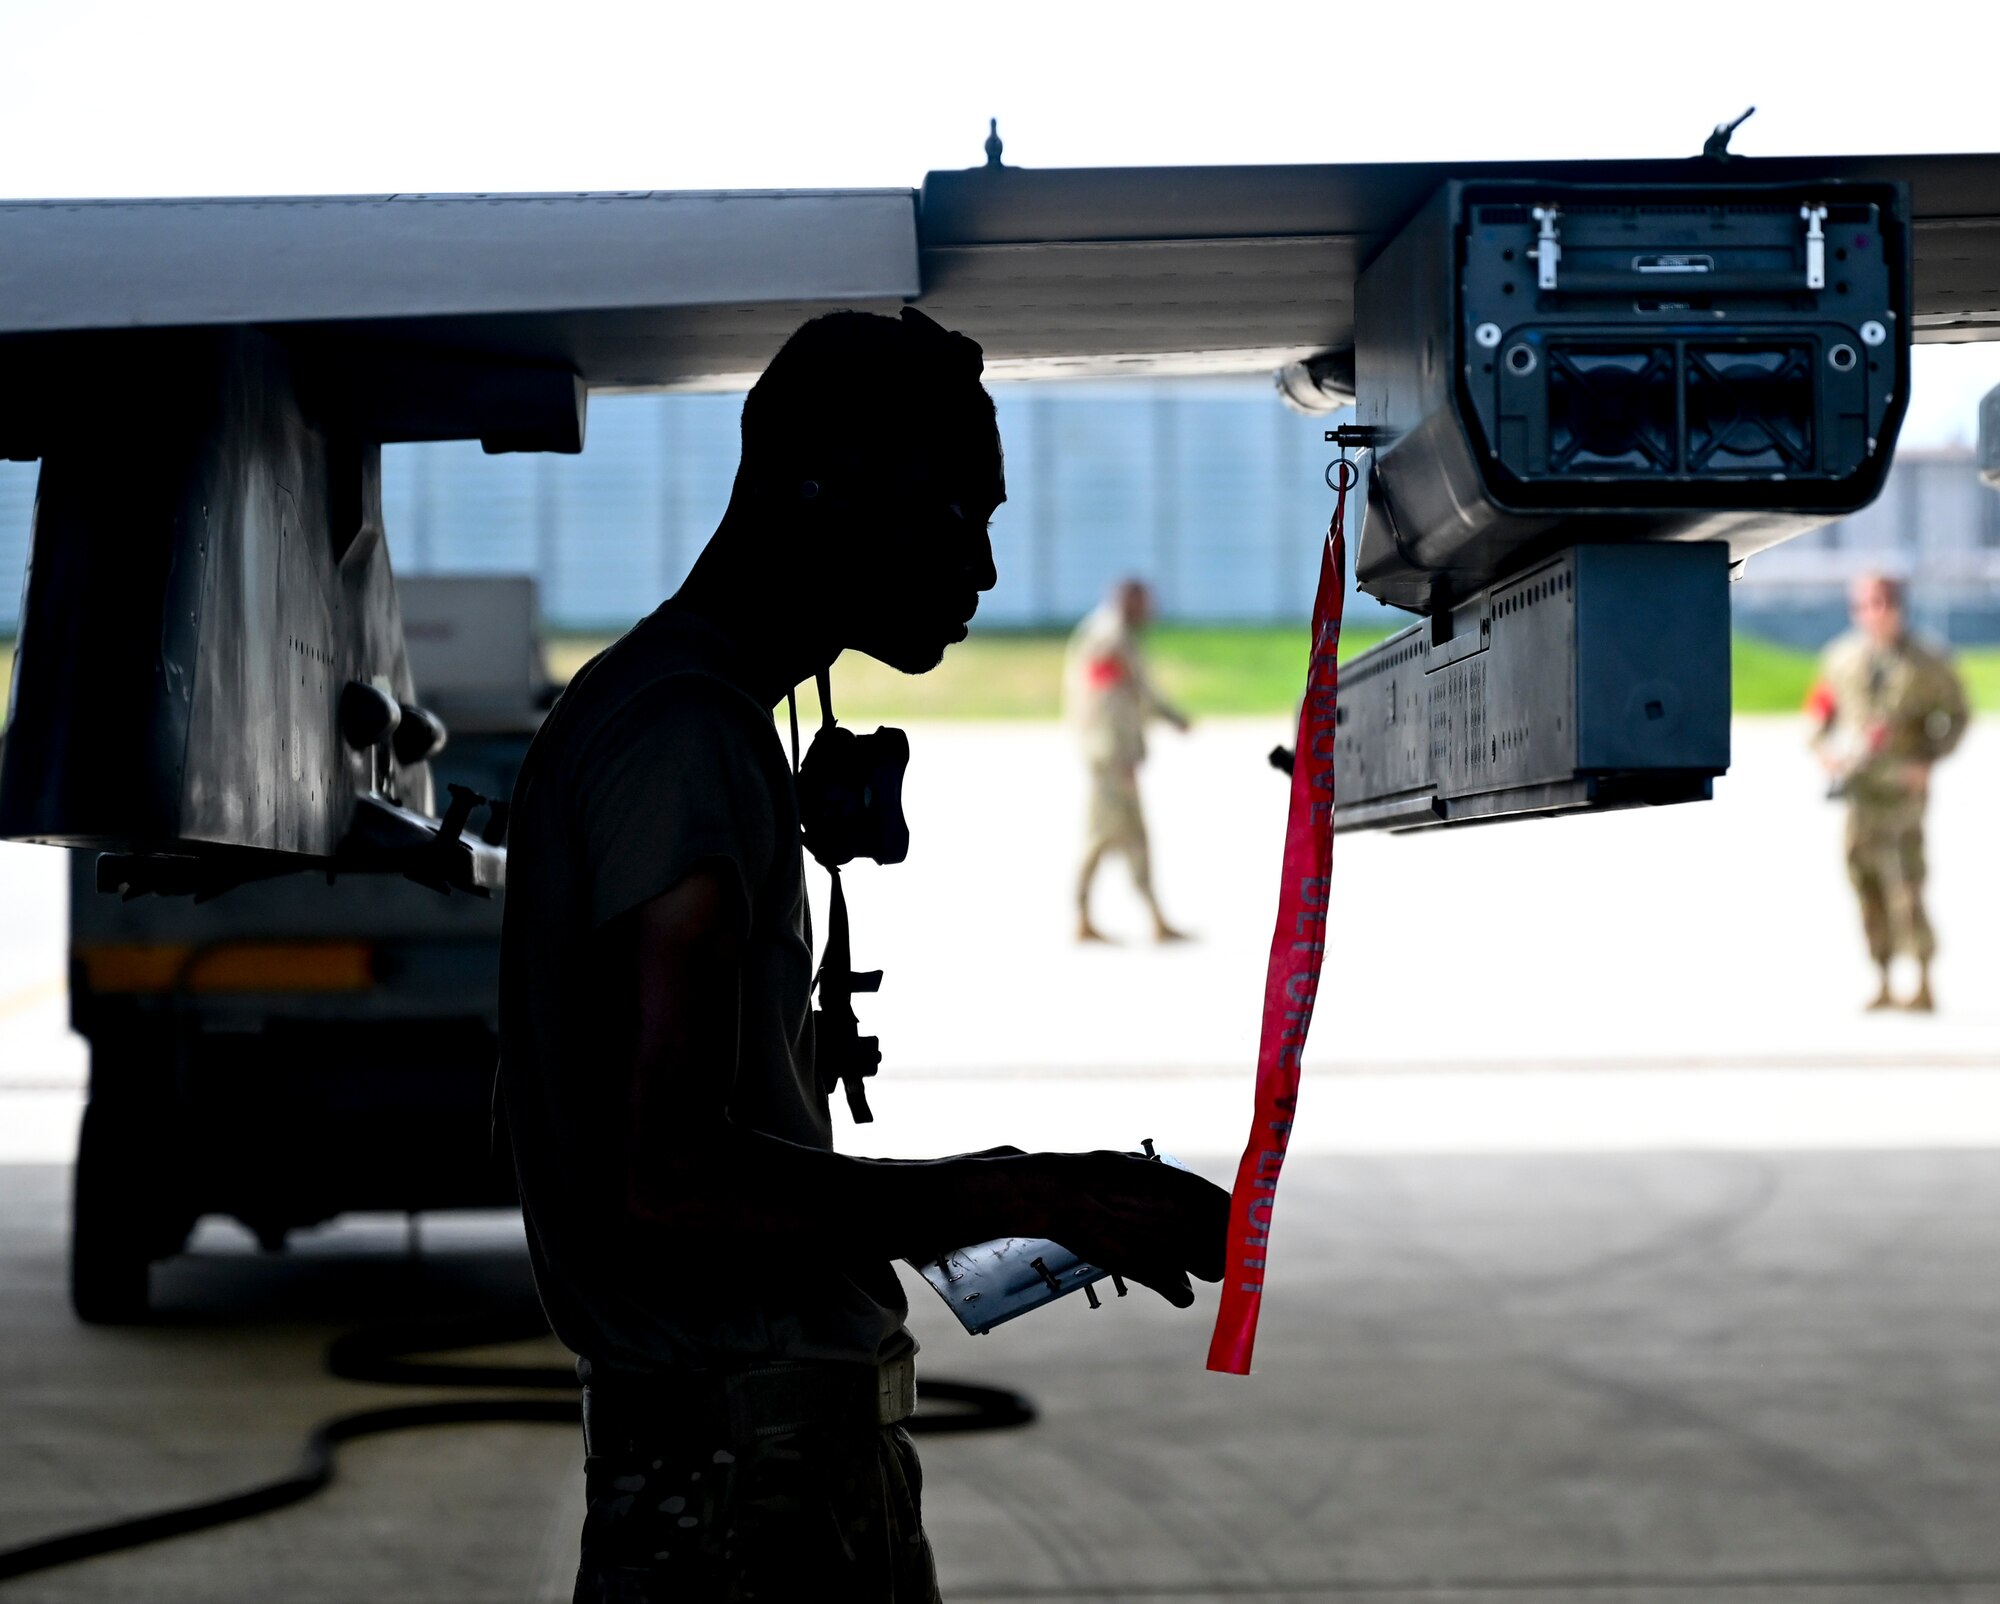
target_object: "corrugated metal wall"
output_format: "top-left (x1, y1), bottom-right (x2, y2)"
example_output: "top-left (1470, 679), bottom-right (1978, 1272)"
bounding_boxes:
top-left (1732, 450), bottom-right (2000, 645)
top-left (375, 381), bottom-right (1340, 632)
top-left (4, 387), bottom-right (1997, 642)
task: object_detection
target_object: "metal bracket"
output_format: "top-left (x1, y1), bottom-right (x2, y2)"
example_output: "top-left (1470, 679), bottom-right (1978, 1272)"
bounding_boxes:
top-left (94, 786), bottom-right (508, 901)
top-left (339, 786), bottom-right (507, 896)
top-left (96, 851), bottom-right (301, 903)
top-left (1324, 424), bottom-right (1391, 451)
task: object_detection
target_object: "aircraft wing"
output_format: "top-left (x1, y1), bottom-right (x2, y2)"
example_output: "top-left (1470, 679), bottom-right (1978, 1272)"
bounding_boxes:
top-left (0, 152), bottom-right (1994, 417)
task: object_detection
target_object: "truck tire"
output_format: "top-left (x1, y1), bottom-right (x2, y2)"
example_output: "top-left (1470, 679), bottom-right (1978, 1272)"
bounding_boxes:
top-left (70, 1100), bottom-right (156, 1324)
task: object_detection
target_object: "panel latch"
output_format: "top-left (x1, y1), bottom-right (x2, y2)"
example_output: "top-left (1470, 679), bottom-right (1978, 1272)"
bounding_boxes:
top-left (1532, 205), bottom-right (1562, 290)
top-left (1802, 204), bottom-right (1828, 290)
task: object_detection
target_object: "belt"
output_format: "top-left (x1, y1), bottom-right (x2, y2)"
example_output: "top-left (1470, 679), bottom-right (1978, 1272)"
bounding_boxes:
top-left (581, 1354), bottom-right (917, 1454)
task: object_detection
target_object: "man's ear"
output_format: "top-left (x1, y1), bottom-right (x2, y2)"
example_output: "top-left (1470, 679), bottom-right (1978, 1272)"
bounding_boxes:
top-left (787, 464), bottom-right (866, 588)
top-left (804, 448), bottom-right (877, 526)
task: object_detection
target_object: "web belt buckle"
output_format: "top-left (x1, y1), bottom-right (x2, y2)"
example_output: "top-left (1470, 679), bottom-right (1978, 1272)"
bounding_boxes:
top-left (720, 1355), bottom-right (917, 1439)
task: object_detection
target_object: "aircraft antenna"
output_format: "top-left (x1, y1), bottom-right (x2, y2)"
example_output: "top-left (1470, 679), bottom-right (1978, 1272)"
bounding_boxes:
top-left (1703, 106), bottom-right (1756, 161)
top-left (984, 118), bottom-right (1005, 169)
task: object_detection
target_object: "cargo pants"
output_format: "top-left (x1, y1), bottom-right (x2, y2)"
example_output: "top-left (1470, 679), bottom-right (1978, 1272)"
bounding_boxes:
top-left (1844, 794), bottom-right (1933, 964)
top-left (573, 1364), bottom-right (941, 1604)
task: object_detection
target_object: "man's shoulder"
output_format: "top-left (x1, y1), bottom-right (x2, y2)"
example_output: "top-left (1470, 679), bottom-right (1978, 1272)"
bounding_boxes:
top-left (576, 675), bottom-right (777, 792)
top-left (1897, 633), bottom-right (1958, 673)
top-left (550, 618), bottom-right (770, 754)
top-left (519, 655), bottom-right (779, 839)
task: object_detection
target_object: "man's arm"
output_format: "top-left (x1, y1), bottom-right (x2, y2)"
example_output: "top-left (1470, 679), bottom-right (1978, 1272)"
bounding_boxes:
top-left (1922, 651), bottom-right (1971, 763)
top-left (603, 865), bottom-right (1228, 1306)
top-left (1127, 644), bottom-right (1190, 732)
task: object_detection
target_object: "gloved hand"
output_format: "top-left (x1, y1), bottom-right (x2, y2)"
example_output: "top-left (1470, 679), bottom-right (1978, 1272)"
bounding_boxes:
top-left (981, 1150), bottom-right (1230, 1308)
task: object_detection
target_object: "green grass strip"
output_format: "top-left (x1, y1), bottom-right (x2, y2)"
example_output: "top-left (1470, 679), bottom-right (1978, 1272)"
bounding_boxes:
top-left (8, 631), bottom-right (2000, 726)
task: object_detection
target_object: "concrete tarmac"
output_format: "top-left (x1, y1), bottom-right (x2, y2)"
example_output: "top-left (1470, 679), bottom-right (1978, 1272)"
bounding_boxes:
top-left (5, 1155), bottom-right (2000, 1602)
top-left (3, 715), bottom-right (1999, 1599)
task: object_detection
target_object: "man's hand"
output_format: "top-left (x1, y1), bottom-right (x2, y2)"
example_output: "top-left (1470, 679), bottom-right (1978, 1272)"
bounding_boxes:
top-left (971, 1151), bottom-right (1230, 1309)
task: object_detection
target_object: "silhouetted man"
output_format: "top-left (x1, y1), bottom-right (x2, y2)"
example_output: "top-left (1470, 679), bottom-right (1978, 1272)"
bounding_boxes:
top-left (497, 310), bottom-right (1228, 1602)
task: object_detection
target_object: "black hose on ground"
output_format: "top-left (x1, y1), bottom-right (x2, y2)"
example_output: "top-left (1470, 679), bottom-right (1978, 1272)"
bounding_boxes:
top-left (0, 1319), bottom-right (1036, 1583)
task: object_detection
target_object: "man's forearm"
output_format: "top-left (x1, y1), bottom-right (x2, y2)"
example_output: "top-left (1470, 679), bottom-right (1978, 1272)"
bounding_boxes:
top-left (627, 1124), bottom-right (1032, 1266)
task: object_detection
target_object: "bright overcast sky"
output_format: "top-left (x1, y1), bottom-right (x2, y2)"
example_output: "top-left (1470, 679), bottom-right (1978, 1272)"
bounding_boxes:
top-left (3, 0), bottom-right (1996, 441)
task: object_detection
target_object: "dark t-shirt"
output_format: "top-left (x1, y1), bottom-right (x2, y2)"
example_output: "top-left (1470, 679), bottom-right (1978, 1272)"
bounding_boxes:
top-left (497, 603), bottom-right (910, 1374)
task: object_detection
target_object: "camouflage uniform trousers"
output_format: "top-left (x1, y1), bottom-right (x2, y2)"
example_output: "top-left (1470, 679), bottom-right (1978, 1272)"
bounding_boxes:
top-left (1081, 759), bottom-right (1154, 897)
top-left (1845, 794), bottom-right (1933, 964)
top-left (574, 1418), bottom-right (940, 1603)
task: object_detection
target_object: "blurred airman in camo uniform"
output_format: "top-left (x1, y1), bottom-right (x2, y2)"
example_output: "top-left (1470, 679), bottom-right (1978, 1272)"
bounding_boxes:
top-left (1808, 571), bottom-right (1968, 1012)
top-left (1065, 578), bottom-right (1191, 943)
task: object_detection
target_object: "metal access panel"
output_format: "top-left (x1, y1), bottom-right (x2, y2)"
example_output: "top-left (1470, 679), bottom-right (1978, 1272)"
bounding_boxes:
top-left (1354, 178), bottom-right (1911, 612)
top-left (1462, 185), bottom-right (1903, 495)
top-left (1336, 542), bottom-right (1731, 831)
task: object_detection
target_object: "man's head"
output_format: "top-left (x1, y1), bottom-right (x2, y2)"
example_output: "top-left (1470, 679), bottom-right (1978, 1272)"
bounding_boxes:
top-left (1113, 578), bottom-right (1156, 631)
top-left (1849, 571), bottom-right (1906, 649)
top-left (736, 309), bottom-right (1003, 674)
